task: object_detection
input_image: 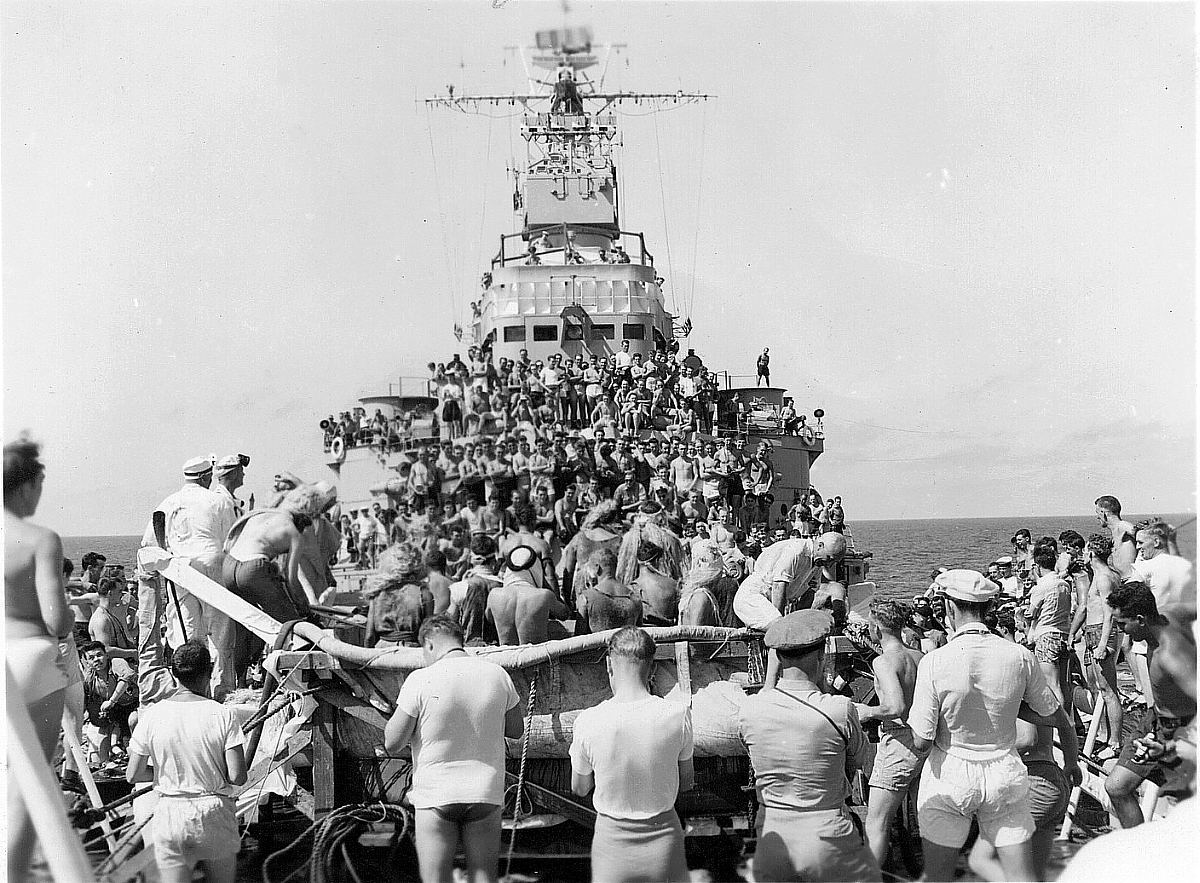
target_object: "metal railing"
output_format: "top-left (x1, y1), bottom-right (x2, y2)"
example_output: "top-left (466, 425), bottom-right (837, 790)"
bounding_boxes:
top-left (492, 224), bottom-right (654, 268)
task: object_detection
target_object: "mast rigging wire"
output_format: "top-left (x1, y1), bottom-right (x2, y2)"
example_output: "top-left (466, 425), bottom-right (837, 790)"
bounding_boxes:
top-left (686, 100), bottom-right (709, 321)
top-left (652, 113), bottom-right (678, 315)
top-left (425, 104), bottom-right (462, 325)
top-left (474, 112), bottom-right (495, 283)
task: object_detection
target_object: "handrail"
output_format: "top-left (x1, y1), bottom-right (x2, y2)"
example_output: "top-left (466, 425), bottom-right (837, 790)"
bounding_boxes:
top-left (492, 224), bottom-right (654, 268)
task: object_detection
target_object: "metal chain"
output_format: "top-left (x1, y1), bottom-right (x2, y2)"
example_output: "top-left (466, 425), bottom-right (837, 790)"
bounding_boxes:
top-left (503, 671), bottom-right (538, 879)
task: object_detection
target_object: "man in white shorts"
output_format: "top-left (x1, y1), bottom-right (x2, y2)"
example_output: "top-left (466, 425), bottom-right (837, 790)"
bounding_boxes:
top-left (732, 532), bottom-right (847, 630)
top-left (907, 570), bottom-right (1080, 882)
top-left (126, 642), bottom-right (247, 883)
top-left (385, 615), bottom-right (523, 883)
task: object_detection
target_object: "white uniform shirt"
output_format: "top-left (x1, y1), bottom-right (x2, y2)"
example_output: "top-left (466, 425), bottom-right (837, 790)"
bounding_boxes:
top-left (141, 483), bottom-right (236, 559)
top-left (740, 538), bottom-right (817, 601)
top-left (907, 623), bottom-right (1059, 760)
top-left (570, 695), bottom-right (693, 819)
top-left (128, 696), bottom-right (244, 797)
top-left (394, 656), bottom-right (520, 808)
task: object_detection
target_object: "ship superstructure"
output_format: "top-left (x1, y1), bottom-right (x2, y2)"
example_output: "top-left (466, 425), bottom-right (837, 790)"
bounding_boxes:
top-left (319, 25), bottom-right (871, 601)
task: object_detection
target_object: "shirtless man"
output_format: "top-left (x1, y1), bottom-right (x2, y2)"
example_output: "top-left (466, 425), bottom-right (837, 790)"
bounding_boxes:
top-left (669, 442), bottom-right (701, 501)
top-left (1102, 583), bottom-right (1196, 828)
top-left (498, 505), bottom-right (558, 596)
top-left (855, 601), bottom-right (925, 868)
top-left (1095, 494), bottom-right (1138, 573)
top-left (5, 437), bottom-right (75, 882)
top-left (630, 535), bottom-right (680, 626)
top-left (223, 486), bottom-right (330, 624)
top-left (577, 548), bottom-right (642, 634)
top-left (486, 545), bottom-right (571, 645)
top-left (560, 500), bottom-right (624, 608)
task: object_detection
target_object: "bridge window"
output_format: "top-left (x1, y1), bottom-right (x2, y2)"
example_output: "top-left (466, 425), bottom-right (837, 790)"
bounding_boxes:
top-left (590, 324), bottom-right (615, 340)
top-left (503, 325), bottom-right (527, 343)
top-left (533, 324), bottom-right (559, 342)
top-left (564, 323), bottom-right (585, 341)
top-left (622, 323), bottom-right (645, 340)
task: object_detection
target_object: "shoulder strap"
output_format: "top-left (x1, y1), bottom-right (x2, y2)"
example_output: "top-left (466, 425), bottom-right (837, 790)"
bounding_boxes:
top-left (774, 687), bottom-right (849, 749)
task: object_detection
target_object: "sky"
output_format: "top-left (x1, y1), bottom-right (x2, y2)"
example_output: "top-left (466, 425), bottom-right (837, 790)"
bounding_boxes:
top-left (3, 1), bottom-right (1195, 535)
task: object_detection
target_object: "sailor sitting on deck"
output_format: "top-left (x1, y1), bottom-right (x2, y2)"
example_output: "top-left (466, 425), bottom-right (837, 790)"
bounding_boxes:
top-left (485, 544), bottom-right (571, 646)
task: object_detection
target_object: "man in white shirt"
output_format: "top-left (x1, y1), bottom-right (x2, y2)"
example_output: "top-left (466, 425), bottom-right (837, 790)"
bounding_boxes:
top-left (614, 339), bottom-right (634, 372)
top-left (385, 616), bottom-right (523, 883)
top-left (126, 641), bottom-right (247, 883)
top-left (908, 570), bottom-right (1080, 883)
top-left (212, 454), bottom-right (248, 515)
top-left (138, 456), bottom-right (237, 695)
top-left (1130, 523), bottom-right (1195, 607)
top-left (732, 533), bottom-right (847, 631)
top-left (571, 627), bottom-right (693, 883)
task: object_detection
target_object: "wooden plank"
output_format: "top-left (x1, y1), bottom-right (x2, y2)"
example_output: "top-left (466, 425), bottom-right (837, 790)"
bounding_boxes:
top-left (274, 650), bottom-right (341, 671)
top-left (282, 785), bottom-right (316, 820)
top-left (234, 731), bottom-right (310, 798)
top-left (319, 685), bottom-right (391, 732)
top-left (506, 772), bottom-right (596, 829)
top-left (313, 699), bottom-right (338, 818)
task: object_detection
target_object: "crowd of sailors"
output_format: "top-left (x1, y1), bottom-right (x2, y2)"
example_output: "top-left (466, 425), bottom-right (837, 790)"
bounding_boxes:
top-left (321, 341), bottom-right (822, 454)
top-left (5, 428), bottom-right (1196, 882)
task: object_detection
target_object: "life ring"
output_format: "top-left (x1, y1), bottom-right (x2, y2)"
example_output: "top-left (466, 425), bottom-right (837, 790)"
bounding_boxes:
top-left (799, 426), bottom-right (816, 445)
top-left (330, 437), bottom-right (346, 462)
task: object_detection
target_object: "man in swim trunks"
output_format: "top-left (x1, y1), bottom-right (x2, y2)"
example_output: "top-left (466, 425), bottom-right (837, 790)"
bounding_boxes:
top-left (1103, 582), bottom-right (1196, 828)
top-left (385, 616), bottom-right (523, 883)
top-left (571, 627), bottom-right (694, 883)
top-left (1025, 543), bottom-right (1073, 705)
top-left (486, 545), bottom-right (571, 645)
top-left (5, 436), bottom-right (75, 881)
top-left (856, 600), bottom-right (925, 868)
top-left (577, 547), bottom-right (642, 633)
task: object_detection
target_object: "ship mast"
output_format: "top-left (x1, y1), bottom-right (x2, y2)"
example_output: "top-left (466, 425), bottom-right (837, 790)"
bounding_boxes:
top-left (424, 26), bottom-right (710, 250)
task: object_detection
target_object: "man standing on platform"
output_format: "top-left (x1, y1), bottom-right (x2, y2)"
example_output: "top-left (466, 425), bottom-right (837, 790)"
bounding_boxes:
top-left (213, 454), bottom-right (249, 515)
top-left (385, 616), bottom-right (523, 883)
top-left (756, 347), bottom-right (771, 386)
top-left (907, 570), bottom-right (1079, 883)
top-left (738, 610), bottom-right (880, 882)
top-left (138, 456), bottom-right (237, 696)
top-left (571, 627), bottom-right (693, 883)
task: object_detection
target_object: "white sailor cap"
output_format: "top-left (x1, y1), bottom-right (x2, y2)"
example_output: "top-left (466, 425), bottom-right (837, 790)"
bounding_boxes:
top-left (215, 454), bottom-right (243, 473)
top-left (183, 456), bottom-right (213, 477)
top-left (505, 544), bottom-right (541, 572)
top-left (995, 556), bottom-right (1014, 566)
top-left (934, 569), bottom-right (999, 603)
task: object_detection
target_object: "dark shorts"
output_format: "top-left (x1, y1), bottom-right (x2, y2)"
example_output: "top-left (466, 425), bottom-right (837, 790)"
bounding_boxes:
top-left (427, 803), bottom-right (499, 824)
top-left (1024, 760), bottom-right (1069, 832)
top-left (1082, 623), bottom-right (1119, 666)
top-left (221, 557), bottom-right (310, 623)
top-left (1117, 709), bottom-right (1193, 788)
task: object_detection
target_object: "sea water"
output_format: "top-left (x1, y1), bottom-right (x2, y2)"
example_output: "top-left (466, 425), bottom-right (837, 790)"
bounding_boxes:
top-left (67, 513), bottom-right (1196, 596)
